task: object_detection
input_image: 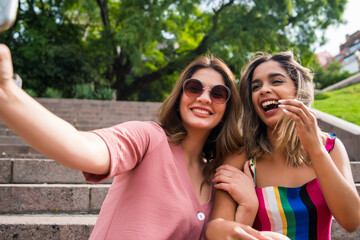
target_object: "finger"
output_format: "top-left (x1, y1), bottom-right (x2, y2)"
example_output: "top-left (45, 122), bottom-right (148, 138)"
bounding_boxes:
top-left (213, 182), bottom-right (232, 192)
top-left (212, 174), bottom-right (234, 184)
top-left (216, 164), bottom-right (239, 172)
top-left (279, 99), bottom-right (313, 120)
top-left (236, 225), bottom-right (273, 240)
top-left (278, 104), bottom-right (307, 122)
top-left (0, 44), bottom-right (14, 82)
top-left (243, 161), bottom-right (254, 180)
top-left (233, 226), bottom-right (259, 240)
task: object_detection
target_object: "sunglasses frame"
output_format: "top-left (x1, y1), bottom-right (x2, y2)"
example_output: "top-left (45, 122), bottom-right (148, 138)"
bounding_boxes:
top-left (183, 78), bottom-right (231, 104)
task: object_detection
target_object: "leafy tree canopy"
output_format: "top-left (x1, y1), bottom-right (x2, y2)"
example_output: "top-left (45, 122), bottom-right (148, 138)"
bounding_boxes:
top-left (0, 0), bottom-right (347, 100)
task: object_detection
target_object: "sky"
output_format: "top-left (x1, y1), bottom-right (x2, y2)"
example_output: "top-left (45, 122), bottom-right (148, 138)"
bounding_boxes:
top-left (316, 0), bottom-right (360, 56)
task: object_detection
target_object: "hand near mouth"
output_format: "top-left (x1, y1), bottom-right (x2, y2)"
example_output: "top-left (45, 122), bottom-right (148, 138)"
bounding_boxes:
top-left (278, 99), bottom-right (322, 154)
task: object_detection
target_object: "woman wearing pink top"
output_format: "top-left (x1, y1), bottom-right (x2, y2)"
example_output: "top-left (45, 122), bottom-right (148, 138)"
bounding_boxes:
top-left (0, 44), bottom-right (275, 239)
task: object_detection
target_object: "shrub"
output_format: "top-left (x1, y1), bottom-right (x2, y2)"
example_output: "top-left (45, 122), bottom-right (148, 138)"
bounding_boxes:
top-left (42, 87), bottom-right (63, 98)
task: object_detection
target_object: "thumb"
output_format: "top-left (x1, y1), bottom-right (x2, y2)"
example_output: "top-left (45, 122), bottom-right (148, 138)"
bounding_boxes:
top-left (0, 44), bottom-right (14, 84)
top-left (243, 161), bottom-right (254, 179)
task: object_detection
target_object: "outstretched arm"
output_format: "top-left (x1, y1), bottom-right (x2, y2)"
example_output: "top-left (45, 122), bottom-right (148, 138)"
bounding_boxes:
top-left (279, 99), bottom-right (360, 232)
top-left (0, 44), bottom-right (110, 175)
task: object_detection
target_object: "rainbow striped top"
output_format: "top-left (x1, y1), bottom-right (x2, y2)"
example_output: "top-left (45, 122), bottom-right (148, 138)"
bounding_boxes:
top-left (251, 135), bottom-right (336, 240)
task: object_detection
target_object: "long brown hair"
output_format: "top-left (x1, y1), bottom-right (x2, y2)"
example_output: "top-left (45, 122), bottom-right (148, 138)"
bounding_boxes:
top-left (239, 51), bottom-right (326, 166)
top-left (157, 54), bottom-right (243, 184)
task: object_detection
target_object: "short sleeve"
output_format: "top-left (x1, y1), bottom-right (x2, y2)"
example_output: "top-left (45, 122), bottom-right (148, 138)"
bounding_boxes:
top-left (83, 121), bottom-right (165, 183)
top-left (325, 133), bottom-right (336, 153)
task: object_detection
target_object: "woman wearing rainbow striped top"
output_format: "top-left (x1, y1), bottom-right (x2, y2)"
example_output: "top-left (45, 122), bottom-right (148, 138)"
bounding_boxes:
top-left (207, 51), bottom-right (360, 240)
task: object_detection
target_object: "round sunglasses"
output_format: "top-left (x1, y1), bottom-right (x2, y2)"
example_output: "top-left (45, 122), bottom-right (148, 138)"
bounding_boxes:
top-left (183, 78), bottom-right (231, 104)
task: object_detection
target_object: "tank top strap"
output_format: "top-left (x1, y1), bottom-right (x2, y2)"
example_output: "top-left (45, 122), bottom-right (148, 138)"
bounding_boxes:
top-left (249, 158), bottom-right (257, 187)
top-left (325, 133), bottom-right (336, 153)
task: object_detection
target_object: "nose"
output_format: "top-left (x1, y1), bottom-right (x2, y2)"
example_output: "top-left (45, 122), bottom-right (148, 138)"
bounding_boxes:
top-left (260, 83), bottom-right (272, 95)
top-left (196, 87), bottom-right (212, 103)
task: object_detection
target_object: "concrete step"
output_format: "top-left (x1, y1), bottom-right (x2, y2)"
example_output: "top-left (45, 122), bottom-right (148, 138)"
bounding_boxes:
top-left (0, 144), bottom-right (40, 156)
top-left (0, 214), bottom-right (358, 240)
top-left (331, 219), bottom-right (360, 240)
top-left (0, 158), bottom-right (113, 184)
top-left (0, 214), bottom-right (96, 240)
top-left (0, 157), bottom-right (358, 184)
top-left (0, 184), bottom-right (109, 214)
top-left (0, 136), bottom-right (26, 144)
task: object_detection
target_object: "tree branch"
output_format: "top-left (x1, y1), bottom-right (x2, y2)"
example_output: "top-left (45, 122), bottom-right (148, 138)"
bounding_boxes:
top-left (96, 0), bottom-right (110, 26)
top-left (117, 1), bottom-right (236, 100)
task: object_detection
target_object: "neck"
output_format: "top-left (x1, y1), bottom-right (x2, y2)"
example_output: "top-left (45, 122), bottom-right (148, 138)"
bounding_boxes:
top-left (181, 130), bottom-right (209, 166)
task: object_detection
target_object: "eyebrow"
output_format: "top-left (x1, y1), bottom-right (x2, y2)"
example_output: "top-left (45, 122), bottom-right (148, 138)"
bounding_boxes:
top-left (251, 73), bottom-right (287, 84)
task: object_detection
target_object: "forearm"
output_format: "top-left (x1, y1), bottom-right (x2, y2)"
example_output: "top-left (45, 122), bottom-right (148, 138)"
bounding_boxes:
top-left (0, 80), bottom-right (109, 174)
top-left (310, 148), bottom-right (360, 231)
top-left (235, 202), bottom-right (258, 226)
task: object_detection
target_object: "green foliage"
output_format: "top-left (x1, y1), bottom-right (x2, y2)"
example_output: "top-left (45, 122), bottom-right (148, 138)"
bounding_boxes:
top-left (1, 0), bottom-right (348, 101)
top-left (314, 92), bottom-right (330, 100)
top-left (313, 83), bottom-right (360, 126)
top-left (95, 87), bottom-right (115, 100)
top-left (72, 83), bottom-right (115, 100)
top-left (24, 89), bottom-right (38, 98)
top-left (72, 84), bottom-right (95, 99)
top-left (42, 87), bottom-right (63, 98)
top-left (312, 60), bottom-right (353, 89)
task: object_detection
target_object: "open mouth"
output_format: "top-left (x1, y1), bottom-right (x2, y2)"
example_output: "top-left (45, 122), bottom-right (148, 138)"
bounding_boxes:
top-left (261, 100), bottom-right (279, 112)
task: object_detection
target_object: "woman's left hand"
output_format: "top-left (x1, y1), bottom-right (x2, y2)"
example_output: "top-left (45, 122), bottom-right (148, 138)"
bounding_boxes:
top-left (278, 99), bottom-right (323, 155)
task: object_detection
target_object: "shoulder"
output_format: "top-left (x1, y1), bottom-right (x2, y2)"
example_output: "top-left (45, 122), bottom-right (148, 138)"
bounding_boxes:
top-left (92, 121), bottom-right (166, 143)
top-left (110, 121), bottom-right (164, 134)
top-left (326, 136), bottom-right (351, 171)
top-left (222, 149), bottom-right (248, 169)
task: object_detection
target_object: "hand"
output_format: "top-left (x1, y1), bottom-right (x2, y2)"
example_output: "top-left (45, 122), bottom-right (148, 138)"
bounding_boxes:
top-left (213, 162), bottom-right (258, 222)
top-left (205, 218), bottom-right (273, 240)
top-left (278, 99), bottom-right (323, 155)
top-left (0, 44), bottom-right (14, 87)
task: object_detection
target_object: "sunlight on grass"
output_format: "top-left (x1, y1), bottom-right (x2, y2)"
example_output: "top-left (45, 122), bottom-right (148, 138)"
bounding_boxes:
top-left (313, 82), bottom-right (360, 126)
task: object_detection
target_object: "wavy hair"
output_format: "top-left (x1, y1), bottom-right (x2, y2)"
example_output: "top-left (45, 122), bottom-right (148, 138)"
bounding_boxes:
top-left (239, 51), bottom-right (327, 166)
top-left (157, 54), bottom-right (243, 184)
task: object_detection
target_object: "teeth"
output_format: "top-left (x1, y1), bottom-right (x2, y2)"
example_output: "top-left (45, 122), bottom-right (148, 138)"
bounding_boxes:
top-left (262, 100), bottom-right (278, 108)
top-left (192, 108), bottom-right (211, 115)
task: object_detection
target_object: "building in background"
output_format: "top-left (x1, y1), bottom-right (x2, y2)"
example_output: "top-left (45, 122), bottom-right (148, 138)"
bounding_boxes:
top-left (334, 30), bottom-right (360, 73)
top-left (316, 51), bottom-right (334, 69)
top-left (316, 30), bottom-right (360, 73)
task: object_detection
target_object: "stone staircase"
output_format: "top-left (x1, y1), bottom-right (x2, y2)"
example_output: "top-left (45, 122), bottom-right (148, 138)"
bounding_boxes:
top-left (0, 98), bottom-right (359, 239)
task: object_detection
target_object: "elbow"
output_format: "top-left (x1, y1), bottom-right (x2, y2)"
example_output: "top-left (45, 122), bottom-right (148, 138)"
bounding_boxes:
top-left (337, 216), bottom-right (360, 233)
top-left (343, 222), bottom-right (360, 233)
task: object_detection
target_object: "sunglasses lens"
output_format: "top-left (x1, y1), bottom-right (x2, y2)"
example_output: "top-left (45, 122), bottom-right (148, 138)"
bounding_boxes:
top-left (211, 85), bottom-right (229, 104)
top-left (184, 79), bottom-right (203, 98)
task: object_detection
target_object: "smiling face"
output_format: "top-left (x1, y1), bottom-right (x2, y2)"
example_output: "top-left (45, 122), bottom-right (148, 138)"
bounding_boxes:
top-left (179, 68), bottom-right (227, 134)
top-left (251, 60), bottom-right (296, 128)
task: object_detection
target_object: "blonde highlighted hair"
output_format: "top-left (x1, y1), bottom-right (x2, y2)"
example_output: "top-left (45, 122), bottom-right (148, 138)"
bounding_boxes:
top-left (157, 54), bottom-right (243, 184)
top-left (239, 51), bottom-right (327, 166)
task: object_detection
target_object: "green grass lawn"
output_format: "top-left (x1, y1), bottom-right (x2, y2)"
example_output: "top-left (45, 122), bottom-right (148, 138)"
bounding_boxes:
top-left (313, 82), bottom-right (360, 126)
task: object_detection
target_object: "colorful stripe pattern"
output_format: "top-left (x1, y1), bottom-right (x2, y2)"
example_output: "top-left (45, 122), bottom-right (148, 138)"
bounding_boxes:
top-left (252, 135), bottom-right (335, 240)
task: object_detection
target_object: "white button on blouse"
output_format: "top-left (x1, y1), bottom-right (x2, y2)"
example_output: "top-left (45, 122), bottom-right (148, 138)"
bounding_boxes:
top-left (197, 212), bottom-right (205, 221)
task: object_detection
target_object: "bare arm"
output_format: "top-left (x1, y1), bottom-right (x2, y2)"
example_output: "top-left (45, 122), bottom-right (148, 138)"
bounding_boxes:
top-left (0, 44), bottom-right (110, 175)
top-left (205, 152), bottom-right (261, 239)
top-left (279, 99), bottom-right (360, 232)
top-left (311, 138), bottom-right (360, 232)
